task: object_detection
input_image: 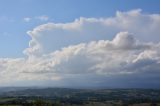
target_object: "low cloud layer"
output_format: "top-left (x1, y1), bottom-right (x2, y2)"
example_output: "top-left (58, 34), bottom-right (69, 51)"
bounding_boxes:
top-left (0, 9), bottom-right (160, 88)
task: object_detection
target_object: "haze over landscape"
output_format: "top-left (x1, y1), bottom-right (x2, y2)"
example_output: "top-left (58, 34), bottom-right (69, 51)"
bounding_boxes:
top-left (0, 0), bottom-right (160, 88)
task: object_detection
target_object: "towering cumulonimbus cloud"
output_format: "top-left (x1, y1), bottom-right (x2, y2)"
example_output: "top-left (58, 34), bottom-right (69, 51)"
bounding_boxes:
top-left (0, 9), bottom-right (160, 88)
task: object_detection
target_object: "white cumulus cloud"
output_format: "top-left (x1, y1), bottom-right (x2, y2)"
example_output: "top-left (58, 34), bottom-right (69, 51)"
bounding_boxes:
top-left (0, 9), bottom-right (160, 88)
top-left (24, 9), bottom-right (160, 57)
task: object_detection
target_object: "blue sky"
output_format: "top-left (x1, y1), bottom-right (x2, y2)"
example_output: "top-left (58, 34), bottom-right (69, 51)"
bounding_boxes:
top-left (0, 0), bottom-right (160, 87)
top-left (0, 0), bottom-right (160, 58)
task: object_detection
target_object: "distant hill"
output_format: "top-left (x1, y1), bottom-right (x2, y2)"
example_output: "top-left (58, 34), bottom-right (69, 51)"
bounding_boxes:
top-left (0, 88), bottom-right (160, 105)
top-left (0, 87), bottom-right (28, 93)
top-left (0, 88), bottom-right (82, 97)
top-left (0, 88), bottom-right (160, 102)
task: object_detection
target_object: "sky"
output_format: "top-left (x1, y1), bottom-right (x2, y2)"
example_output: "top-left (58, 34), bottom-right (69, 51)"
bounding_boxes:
top-left (0, 0), bottom-right (160, 88)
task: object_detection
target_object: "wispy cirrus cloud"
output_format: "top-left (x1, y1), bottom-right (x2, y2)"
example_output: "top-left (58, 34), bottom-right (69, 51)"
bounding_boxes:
top-left (23, 17), bottom-right (31, 22)
top-left (23, 15), bottom-right (49, 22)
top-left (35, 15), bottom-right (49, 21)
